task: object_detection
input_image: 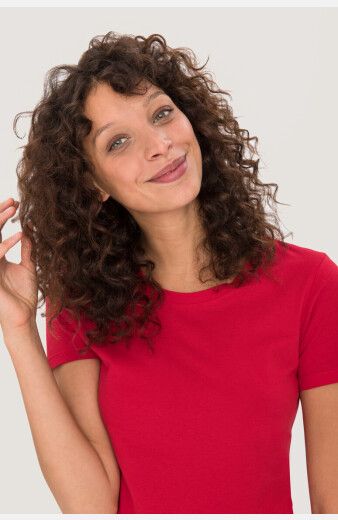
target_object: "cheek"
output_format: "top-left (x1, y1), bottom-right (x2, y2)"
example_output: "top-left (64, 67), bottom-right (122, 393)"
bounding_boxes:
top-left (177, 114), bottom-right (195, 136)
top-left (111, 164), bottom-right (140, 197)
top-left (178, 116), bottom-right (201, 154)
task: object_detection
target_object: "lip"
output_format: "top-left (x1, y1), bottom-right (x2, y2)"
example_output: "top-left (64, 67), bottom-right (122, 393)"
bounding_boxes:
top-left (148, 156), bottom-right (188, 184)
top-left (148, 154), bottom-right (187, 181)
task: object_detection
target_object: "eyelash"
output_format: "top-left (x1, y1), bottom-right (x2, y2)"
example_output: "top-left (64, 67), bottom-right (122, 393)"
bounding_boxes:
top-left (107, 107), bottom-right (174, 152)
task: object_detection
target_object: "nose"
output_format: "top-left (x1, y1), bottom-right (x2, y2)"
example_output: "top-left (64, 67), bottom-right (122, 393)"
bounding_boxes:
top-left (143, 127), bottom-right (173, 159)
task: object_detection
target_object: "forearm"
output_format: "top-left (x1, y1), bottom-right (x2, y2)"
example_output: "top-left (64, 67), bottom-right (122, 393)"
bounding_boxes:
top-left (4, 324), bottom-right (117, 514)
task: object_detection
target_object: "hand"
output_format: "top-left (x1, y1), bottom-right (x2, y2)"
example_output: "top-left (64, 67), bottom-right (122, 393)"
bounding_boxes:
top-left (0, 197), bottom-right (38, 335)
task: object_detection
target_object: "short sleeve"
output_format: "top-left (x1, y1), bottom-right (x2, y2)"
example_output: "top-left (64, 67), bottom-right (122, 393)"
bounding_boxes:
top-left (298, 252), bottom-right (338, 391)
top-left (45, 297), bottom-right (100, 370)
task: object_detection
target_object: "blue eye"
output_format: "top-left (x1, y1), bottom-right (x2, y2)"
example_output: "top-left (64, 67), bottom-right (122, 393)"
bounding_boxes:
top-left (154, 107), bottom-right (173, 122)
top-left (108, 137), bottom-right (128, 151)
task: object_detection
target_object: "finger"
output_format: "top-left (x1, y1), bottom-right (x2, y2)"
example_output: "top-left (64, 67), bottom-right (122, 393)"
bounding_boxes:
top-left (0, 207), bottom-right (17, 245)
top-left (0, 231), bottom-right (22, 260)
top-left (0, 205), bottom-right (16, 224)
top-left (0, 198), bottom-right (15, 211)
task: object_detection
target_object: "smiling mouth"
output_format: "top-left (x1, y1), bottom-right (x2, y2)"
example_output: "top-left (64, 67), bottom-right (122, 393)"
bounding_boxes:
top-left (148, 154), bottom-right (187, 182)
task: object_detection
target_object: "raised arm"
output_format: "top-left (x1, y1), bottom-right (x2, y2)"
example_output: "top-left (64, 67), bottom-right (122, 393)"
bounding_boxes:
top-left (0, 197), bottom-right (118, 512)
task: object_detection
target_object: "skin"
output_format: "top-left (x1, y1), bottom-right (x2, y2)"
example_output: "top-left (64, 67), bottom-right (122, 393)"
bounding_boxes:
top-left (83, 81), bottom-right (231, 290)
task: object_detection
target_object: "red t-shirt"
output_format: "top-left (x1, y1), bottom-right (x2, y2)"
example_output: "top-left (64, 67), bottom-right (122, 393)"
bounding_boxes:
top-left (45, 240), bottom-right (338, 513)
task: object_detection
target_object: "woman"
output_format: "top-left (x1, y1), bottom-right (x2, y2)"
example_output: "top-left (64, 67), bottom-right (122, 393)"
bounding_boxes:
top-left (1, 31), bottom-right (338, 514)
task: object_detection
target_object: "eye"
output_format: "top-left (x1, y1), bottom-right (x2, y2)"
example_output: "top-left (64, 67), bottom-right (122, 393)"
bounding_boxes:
top-left (154, 107), bottom-right (174, 123)
top-left (108, 136), bottom-right (128, 152)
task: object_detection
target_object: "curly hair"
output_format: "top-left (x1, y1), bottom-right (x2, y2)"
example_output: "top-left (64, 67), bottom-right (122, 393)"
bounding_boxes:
top-left (12, 30), bottom-right (292, 354)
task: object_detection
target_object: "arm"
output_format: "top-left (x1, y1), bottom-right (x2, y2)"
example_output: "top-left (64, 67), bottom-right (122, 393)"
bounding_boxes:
top-left (4, 323), bottom-right (118, 514)
top-left (300, 382), bottom-right (338, 514)
top-left (52, 357), bottom-right (121, 507)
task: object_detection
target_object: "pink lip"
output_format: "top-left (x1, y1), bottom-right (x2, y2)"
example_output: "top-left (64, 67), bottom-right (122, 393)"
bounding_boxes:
top-left (148, 154), bottom-right (187, 181)
top-left (148, 156), bottom-right (188, 184)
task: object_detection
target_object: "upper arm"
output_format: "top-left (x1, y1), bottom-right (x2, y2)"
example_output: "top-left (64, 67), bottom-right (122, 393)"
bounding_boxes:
top-left (300, 382), bottom-right (338, 513)
top-left (53, 359), bottom-right (121, 509)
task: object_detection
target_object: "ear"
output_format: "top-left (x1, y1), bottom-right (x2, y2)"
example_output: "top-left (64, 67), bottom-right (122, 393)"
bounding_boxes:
top-left (99, 191), bottom-right (110, 202)
top-left (87, 173), bottom-right (110, 202)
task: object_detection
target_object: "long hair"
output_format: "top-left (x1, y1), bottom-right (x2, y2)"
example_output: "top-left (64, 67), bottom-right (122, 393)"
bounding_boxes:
top-left (13, 31), bottom-right (292, 354)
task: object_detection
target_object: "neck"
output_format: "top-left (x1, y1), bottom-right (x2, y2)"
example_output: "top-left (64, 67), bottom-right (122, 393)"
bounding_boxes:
top-left (138, 199), bottom-right (208, 281)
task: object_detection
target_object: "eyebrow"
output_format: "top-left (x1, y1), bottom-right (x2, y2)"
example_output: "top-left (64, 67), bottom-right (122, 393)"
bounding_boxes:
top-left (92, 90), bottom-right (167, 144)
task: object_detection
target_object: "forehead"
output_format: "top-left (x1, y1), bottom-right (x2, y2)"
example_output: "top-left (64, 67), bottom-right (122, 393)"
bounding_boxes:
top-left (84, 81), bottom-right (166, 118)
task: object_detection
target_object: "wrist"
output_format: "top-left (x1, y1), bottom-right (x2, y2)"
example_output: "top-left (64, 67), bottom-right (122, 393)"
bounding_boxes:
top-left (2, 320), bottom-right (40, 349)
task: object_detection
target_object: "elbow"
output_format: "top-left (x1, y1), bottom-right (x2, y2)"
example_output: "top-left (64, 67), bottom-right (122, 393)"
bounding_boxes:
top-left (311, 501), bottom-right (338, 514)
top-left (61, 504), bottom-right (118, 514)
top-left (59, 497), bottom-right (118, 514)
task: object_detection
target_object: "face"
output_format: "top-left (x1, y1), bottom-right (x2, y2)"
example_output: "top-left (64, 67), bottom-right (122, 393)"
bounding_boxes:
top-left (83, 81), bottom-right (202, 219)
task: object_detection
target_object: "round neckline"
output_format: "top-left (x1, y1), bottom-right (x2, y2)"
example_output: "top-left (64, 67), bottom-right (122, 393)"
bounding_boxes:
top-left (138, 264), bottom-right (248, 304)
top-left (161, 278), bottom-right (238, 303)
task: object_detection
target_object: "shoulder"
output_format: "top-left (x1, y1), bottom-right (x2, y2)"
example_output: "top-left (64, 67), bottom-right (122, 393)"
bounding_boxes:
top-left (273, 238), bottom-right (327, 266)
top-left (271, 239), bottom-right (331, 283)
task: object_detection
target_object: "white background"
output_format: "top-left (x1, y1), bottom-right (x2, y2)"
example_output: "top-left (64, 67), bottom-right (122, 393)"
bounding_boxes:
top-left (0, 5), bottom-right (337, 514)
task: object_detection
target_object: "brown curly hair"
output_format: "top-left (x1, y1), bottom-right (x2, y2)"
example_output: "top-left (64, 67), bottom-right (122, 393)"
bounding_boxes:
top-left (12, 30), bottom-right (292, 354)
